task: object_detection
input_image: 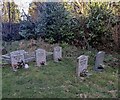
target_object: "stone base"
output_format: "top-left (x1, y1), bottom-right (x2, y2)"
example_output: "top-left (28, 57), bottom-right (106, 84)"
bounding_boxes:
top-left (94, 67), bottom-right (104, 72)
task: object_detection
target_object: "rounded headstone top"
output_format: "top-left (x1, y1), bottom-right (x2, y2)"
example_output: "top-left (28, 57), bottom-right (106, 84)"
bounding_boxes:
top-left (77, 55), bottom-right (88, 59)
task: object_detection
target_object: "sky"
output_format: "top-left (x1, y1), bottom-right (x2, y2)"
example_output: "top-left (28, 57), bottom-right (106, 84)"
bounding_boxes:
top-left (14, 0), bottom-right (33, 14)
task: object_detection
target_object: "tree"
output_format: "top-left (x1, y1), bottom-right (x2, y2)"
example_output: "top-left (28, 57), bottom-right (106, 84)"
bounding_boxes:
top-left (64, 2), bottom-right (91, 49)
top-left (35, 2), bottom-right (74, 43)
top-left (110, 2), bottom-right (120, 51)
top-left (28, 2), bottom-right (41, 22)
top-left (19, 19), bottom-right (36, 40)
top-left (86, 2), bottom-right (116, 49)
top-left (19, 2), bottom-right (45, 40)
top-left (2, 0), bottom-right (20, 23)
top-left (64, 1), bottom-right (89, 16)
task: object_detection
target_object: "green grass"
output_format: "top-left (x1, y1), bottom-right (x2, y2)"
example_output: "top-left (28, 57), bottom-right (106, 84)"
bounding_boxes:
top-left (2, 40), bottom-right (119, 98)
top-left (2, 57), bottom-right (118, 98)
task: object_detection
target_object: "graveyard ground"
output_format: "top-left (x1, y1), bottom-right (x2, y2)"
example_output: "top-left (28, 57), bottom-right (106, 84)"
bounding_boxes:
top-left (2, 40), bottom-right (119, 98)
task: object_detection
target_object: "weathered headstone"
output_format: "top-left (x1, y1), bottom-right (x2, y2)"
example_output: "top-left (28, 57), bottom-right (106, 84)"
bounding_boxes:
top-left (10, 50), bottom-right (25, 71)
top-left (94, 51), bottom-right (105, 71)
top-left (76, 55), bottom-right (88, 77)
top-left (35, 49), bottom-right (46, 67)
top-left (53, 46), bottom-right (62, 62)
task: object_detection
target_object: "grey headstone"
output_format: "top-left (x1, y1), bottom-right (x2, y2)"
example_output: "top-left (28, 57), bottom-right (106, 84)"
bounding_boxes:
top-left (76, 55), bottom-right (88, 77)
top-left (94, 51), bottom-right (105, 71)
top-left (35, 49), bottom-right (46, 67)
top-left (10, 50), bottom-right (25, 64)
top-left (53, 46), bottom-right (62, 62)
top-left (10, 50), bottom-right (25, 71)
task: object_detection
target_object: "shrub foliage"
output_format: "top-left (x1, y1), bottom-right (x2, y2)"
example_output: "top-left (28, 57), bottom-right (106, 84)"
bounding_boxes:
top-left (19, 2), bottom-right (120, 51)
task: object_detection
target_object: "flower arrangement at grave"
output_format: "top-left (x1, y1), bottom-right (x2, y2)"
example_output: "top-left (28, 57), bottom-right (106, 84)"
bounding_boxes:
top-left (58, 58), bottom-right (62, 61)
top-left (40, 61), bottom-right (45, 65)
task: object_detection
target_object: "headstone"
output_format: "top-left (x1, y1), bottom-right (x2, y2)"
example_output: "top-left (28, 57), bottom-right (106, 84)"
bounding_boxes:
top-left (53, 46), bottom-right (62, 62)
top-left (76, 55), bottom-right (88, 77)
top-left (35, 49), bottom-right (46, 67)
top-left (94, 51), bottom-right (105, 71)
top-left (10, 50), bottom-right (25, 71)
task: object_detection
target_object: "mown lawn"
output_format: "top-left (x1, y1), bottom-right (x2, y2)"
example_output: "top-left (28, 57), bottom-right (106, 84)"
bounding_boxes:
top-left (2, 54), bottom-right (118, 98)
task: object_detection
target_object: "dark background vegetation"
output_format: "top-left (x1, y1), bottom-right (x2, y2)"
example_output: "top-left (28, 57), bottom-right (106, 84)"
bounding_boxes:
top-left (2, 23), bottom-right (23, 41)
top-left (2, 1), bottom-right (120, 53)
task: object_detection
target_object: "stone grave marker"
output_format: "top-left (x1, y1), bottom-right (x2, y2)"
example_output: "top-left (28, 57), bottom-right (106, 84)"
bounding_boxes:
top-left (35, 49), bottom-right (46, 67)
top-left (76, 55), bottom-right (89, 77)
top-left (94, 51), bottom-right (105, 71)
top-left (10, 50), bottom-right (25, 71)
top-left (53, 46), bottom-right (62, 62)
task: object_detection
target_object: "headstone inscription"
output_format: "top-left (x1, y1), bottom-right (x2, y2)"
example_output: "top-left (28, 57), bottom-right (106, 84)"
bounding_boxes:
top-left (94, 51), bottom-right (105, 71)
top-left (35, 49), bottom-right (46, 67)
top-left (76, 55), bottom-right (88, 77)
top-left (10, 50), bottom-right (25, 71)
top-left (53, 46), bottom-right (62, 62)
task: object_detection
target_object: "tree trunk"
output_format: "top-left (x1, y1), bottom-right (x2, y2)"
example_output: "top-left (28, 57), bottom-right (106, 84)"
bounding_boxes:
top-left (8, 2), bottom-right (12, 42)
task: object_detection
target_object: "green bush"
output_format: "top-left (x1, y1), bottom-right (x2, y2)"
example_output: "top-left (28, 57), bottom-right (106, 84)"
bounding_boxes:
top-left (19, 2), bottom-right (119, 51)
top-left (19, 20), bottom-right (37, 39)
top-left (36, 2), bottom-right (75, 44)
top-left (86, 3), bottom-right (115, 48)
